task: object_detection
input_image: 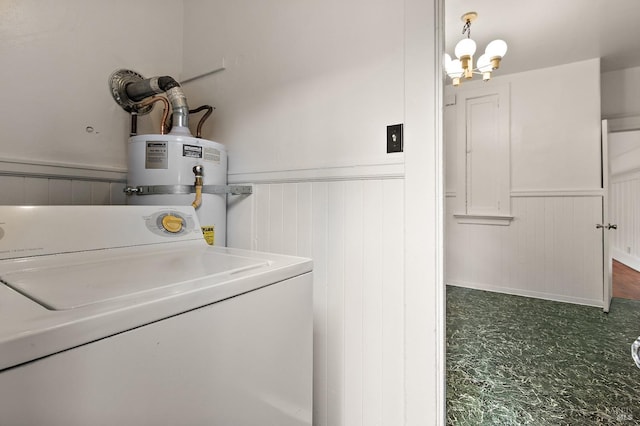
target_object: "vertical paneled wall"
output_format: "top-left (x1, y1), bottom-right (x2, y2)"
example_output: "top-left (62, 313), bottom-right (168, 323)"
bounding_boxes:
top-left (229, 178), bottom-right (405, 426)
top-left (610, 174), bottom-right (640, 270)
top-left (0, 176), bottom-right (125, 205)
top-left (608, 130), bottom-right (640, 270)
top-left (446, 194), bottom-right (603, 306)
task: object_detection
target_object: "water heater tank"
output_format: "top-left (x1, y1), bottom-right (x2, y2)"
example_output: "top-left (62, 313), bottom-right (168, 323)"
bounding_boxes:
top-left (127, 134), bottom-right (227, 246)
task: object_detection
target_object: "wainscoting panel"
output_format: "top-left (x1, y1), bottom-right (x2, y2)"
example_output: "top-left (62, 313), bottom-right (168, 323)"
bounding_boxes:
top-left (232, 179), bottom-right (405, 426)
top-left (610, 176), bottom-right (640, 270)
top-left (0, 158), bottom-right (126, 206)
top-left (446, 194), bottom-right (603, 306)
top-left (0, 175), bottom-right (126, 206)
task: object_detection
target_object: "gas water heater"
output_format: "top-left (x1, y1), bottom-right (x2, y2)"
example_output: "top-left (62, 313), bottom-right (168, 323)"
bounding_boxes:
top-left (108, 69), bottom-right (251, 246)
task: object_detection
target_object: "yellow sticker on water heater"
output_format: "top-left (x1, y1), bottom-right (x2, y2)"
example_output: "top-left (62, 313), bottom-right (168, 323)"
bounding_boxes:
top-left (201, 226), bottom-right (215, 245)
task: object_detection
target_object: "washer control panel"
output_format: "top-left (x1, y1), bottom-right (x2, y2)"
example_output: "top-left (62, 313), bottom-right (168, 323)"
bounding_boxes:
top-left (0, 206), bottom-right (204, 261)
top-left (144, 210), bottom-right (197, 237)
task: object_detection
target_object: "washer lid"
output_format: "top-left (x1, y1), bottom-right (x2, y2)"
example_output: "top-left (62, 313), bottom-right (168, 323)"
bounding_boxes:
top-left (0, 244), bottom-right (270, 310)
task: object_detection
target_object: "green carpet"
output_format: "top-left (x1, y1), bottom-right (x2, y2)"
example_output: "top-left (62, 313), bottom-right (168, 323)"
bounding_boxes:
top-left (446, 286), bottom-right (640, 425)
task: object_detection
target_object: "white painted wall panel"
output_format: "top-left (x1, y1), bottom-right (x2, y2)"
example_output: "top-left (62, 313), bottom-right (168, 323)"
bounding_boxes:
top-left (91, 182), bottom-right (112, 205)
top-left (233, 179), bottom-right (405, 426)
top-left (326, 181), bottom-right (346, 426)
top-left (344, 180), bottom-right (364, 426)
top-left (602, 66), bottom-right (640, 119)
top-left (379, 179), bottom-right (405, 424)
top-left (362, 181), bottom-right (384, 426)
top-left (109, 183), bottom-right (127, 206)
top-left (283, 184), bottom-right (299, 256)
top-left (610, 174), bottom-right (640, 270)
top-left (310, 182), bottom-right (329, 426)
top-left (267, 184), bottom-right (285, 253)
top-left (0, 176), bottom-right (25, 205)
top-left (48, 180), bottom-right (72, 205)
top-left (0, 172), bottom-right (125, 206)
top-left (297, 183), bottom-right (313, 258)
top-left (24, 178), bottom-right (50, 205)
top-left (445, 59), bottom-right (601, 192)
top-left (446, 195), bottom-right (603, 306)
top-left (182, 0), bottom-right (405, 175)
top-left (0, 1), bottom-right (183, 170)
top-left (71, 181), bottom-right (91, 205)
top-left (226, 192), bottom-right (254, 249)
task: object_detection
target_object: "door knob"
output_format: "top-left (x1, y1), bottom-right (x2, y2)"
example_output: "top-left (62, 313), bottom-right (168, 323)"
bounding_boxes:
top-left (596, 223), bottom-right (618, 230)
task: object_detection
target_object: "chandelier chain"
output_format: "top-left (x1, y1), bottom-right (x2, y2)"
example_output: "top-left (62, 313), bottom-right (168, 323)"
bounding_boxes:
top-left (462, 19), bottom-right (471, 38)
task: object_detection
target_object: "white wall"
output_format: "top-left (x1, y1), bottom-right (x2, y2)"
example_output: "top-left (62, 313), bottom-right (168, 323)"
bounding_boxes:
top-left (0, 173), bottom-right (125, 206)
top-left (0, 0), bottom-right (183, 172)
top-left (602, 66), bottom-right (640, 119)
top-left (446, 59), bottom-right (601, 193)
top-left (603, 67), bottom-right (640, 271)
top-left (446, 195), bottom-right (603, 305)
top-left (184, 0), bottom-right (443, 424)
top-left (181, 0), bottom-right (404, 176)
top-left (609, 130), bottom-right (640, 271)
top-left (445, 59), bottom-right (604, 306)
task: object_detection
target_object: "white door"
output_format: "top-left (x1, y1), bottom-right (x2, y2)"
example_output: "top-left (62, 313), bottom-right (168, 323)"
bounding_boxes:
top-left (601, 119), bottom-right (613, 312)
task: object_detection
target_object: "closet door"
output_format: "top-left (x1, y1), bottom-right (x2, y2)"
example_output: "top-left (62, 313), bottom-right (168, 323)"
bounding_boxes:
top-left (454, 84), bottom-right (511, 225)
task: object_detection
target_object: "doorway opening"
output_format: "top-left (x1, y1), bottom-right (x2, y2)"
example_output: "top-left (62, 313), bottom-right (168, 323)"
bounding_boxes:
top-left (613, 259), bottom-right (640, 300)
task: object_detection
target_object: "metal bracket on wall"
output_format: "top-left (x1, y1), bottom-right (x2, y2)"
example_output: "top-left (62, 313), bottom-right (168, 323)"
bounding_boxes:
top-left (124, 184), bottom-right (253, 196)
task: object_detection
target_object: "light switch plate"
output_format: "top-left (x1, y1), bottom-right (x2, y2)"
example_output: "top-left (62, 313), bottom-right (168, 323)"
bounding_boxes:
top-left (387, 124), bottom-right (403, 153)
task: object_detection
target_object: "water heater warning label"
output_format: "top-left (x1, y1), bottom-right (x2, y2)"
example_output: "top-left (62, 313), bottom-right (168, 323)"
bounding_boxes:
top-left (204, 147), bottom-right (221, 164)
top-left (146, 141), bottom-right (168, 169)
top-left (183, 144), bottom-right (203, 158)
top-left (201, 226), bottom-right (215, 245)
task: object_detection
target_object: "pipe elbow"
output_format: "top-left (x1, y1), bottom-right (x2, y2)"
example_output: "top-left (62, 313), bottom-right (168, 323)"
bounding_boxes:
top-left (123, 74), bottom-right (191, 135)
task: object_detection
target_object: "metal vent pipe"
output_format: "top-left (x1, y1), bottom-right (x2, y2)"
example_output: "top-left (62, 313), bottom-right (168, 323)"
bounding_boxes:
top-left (109, 69), bottom-right (191, 136)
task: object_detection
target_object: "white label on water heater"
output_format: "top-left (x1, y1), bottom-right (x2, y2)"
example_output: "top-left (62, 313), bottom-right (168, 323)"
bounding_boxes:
top-left (204, 147), bottom-right (221, 164)
top-left (146, 141), bottom-right (168, 169)
top-left (183, 144), bottom-right (203, 159)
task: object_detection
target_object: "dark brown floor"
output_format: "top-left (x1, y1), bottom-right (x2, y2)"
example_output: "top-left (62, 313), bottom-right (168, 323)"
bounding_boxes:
top-left (612, 259), bottom-right (640, 300)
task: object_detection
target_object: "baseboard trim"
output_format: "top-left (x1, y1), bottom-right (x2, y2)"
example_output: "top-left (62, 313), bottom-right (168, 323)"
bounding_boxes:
top-left (446, 189), bottom-right (604, 198)
top-left (446, 279), bottom-right (604, 308)
top-left (510, 189), bottom-right (603, 197)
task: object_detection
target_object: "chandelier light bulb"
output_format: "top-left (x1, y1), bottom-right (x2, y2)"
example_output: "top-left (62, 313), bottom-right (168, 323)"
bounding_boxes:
top-left (485, 39), bottom-right (508, 69)
top-left (455, 38), bottom-right (476, 79)
top-left (445, 59), bottom-right (463, 77)
top-left (455, 38), bottom-right (477, 60)
top-left (445, 58), bottom-right (464, 86)
top-left (477, 54), bottom-right (492, 81)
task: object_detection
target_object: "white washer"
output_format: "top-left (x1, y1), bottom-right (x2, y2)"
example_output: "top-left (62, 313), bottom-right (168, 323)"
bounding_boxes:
top-left (0, 206), bottom-right (312, 426)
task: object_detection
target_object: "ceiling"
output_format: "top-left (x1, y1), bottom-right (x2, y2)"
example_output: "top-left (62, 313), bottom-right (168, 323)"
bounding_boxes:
top-left (445, 0), bottom-right (640, 76)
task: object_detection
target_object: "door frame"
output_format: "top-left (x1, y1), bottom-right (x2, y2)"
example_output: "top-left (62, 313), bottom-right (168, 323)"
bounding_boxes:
top-left (602, 119), bottom-right (612, 312)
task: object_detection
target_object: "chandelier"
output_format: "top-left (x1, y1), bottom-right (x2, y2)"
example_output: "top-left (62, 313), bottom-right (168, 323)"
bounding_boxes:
top-left (444, 12), bottom-right (508, 86)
